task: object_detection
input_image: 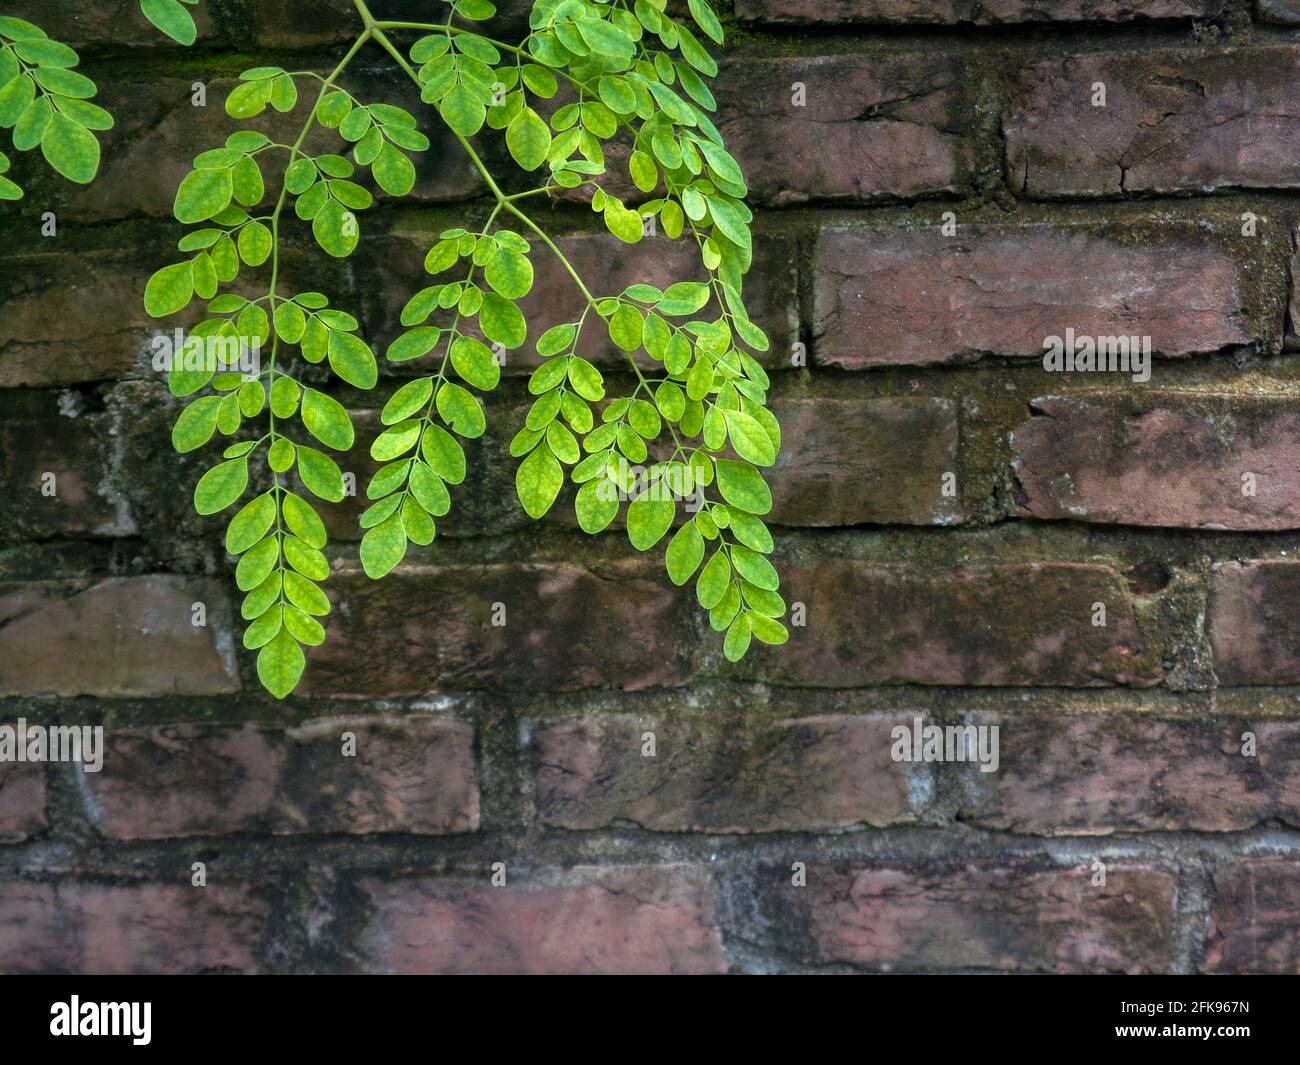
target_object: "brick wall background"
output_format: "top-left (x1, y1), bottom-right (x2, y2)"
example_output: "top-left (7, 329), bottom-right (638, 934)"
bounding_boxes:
top-left (2, 0), bottom-right (1299, 974)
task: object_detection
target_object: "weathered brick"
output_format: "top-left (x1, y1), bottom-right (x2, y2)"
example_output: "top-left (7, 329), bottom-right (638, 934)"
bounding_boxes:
top-left (4, 0), bottom-right (219, 48)
top-left (737, 0), bottom-right (1216, 23)
top-left (359, 225), bottom-right (798, 373)
top-left (357, 866), bottom-right (724, 974)
top-left (715, 55), bottom-right (972, 205)
top-left (0, 577), bottom-right (240, 697)
top-left (1204, 860), bottom-right (1300, 973)
top-left (304, 560), bottom-right (694, 695)
top-left (761, 861), bottom-right (1175, 972)
top-left (0, 391), bottom-right (135, 541)
top-left (1259, 0), bottom-right (1300, 25)
top-left (0, 251), bottom-right (156, 387)
top-left (88, 716), bottom-right (478, 839)
top-left (813, 223), bottom-right (1251, 369)
top-left (1007, 47), bottom-right (1300, 197)
top-left (1012, 395), bottom-right (1300, 530)
top-left (0, 762), bottom-right (46, 843)
top-left (961, 714), bottom-right (1300, 834)
top-left (1208, 561), bottom-right (1300, 685)
top-left (742, 561), bottom-right (1161, 687)
top-left (251, 0), bottom-right (532, 47)
top-left (533, 712), bottom-right (921, 832)
top-left (769, 396), bottom-right (960, 526)
top-left (0, 881), bottom-right (266, 974)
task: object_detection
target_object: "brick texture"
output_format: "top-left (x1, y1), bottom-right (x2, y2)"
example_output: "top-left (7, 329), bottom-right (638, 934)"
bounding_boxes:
top-left (760, 861), bottom-right (1176, 972)
top-left (532, 712), bottom-right (920, 832)
top-left (2, 0), bottom-right (1299, 977)
top-left (87, 717), bottom-right (478, 838)
top-left (356, 866), bottom-right (724, 974)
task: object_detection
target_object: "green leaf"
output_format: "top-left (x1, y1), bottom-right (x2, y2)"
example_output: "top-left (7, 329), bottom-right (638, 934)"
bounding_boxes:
top-left (421, 423), bottom-right (467, 483)
top-left (171, 395), bottom-right (221, 452)
top-left (301, 388), bottom-right (355, 450)
top-left (360, 512), bottom-right (407, 578)
top-left (382, 377), bottom-right (434, 424)
top-left (141, 0), bottom-right (198, 45)
top-left (715, 459), bottom-right (772, 515)
top-left (226, 492), bottom-right (277, 554)
top-left (439, 83), bottom-right (486, 136)
top-left (730, 544), bottom-right (779, 590)
top-left (478, 292), bottom-right (526, 349)
top-left (144, 261), bottom-right (194, 317)
top-left (312, 198), bottom-right (359, 258)
top-left (194, 458), bottom-right (248, 515)
top-left (687, 0), bottom-right (725, 45)
top-left (665, 521), bottom-right (705, 585)
top-left (372, 420), bottom-right (421, 461)
top-left (597, 76), bottom-right (636, 115)
top-left (575, 477), bottom-right (618, 533)
top-left (39, 113), bottom-right (99, 184)
top-left (409, 462), bottom-right (451, 516)
top-left (724, 408), bottom-right (776, 466)
top-left (723, 611), bottom-right (752, 661)
top-left (608, 304), bottom-right (643, 352)
top-left (174, 166), bottom-right (233, 224)
top-left (696, 548), bottom-right (731, 609)
top-left (506, 106), bottom-right (550, 170)
top-left (516, 444), bottom-right (563, 519)
top-left (257, 628), bottom-right (305, 699)
top-left (484, 247), bottom-right (533, 299)
top-left (451, 335), bottom-right (501, 391)
top-left (626, 494), bottom-right (675, 551)
top-left (373, 141), bottom-right (416, 196)
top-left (296, 445), bottom-right (345, 502)
top-left (750, 613), bottom-right (790, 646)
top-left (536, 323), bottom-right (576, 357)
top-left (728, 510), bottom-right (774, 553)
top-left (283, 491), bottom-right (327, 548)
top-left (436, 381), bottom-right (486, 437)
top-left (13, 97), bottom-right (52, 151)
top-left (327, 329), bottom-right (377, 389)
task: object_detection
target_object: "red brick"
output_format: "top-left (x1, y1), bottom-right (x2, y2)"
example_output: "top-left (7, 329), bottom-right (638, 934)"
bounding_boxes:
top-left (357, 866), bottom-right (724, 974)
top-left (304, 560), bottom-right (694, 696)
top-left (0, 251), bottom-right (156, 387)
top-left (0, 882), bottom-right (266, 974)
top-left (769, 396), bottom-right (960, 526)
top-left (715, 55), bottom-right (972, 205)
top-left (88, 717), bottom-right (478, 839)
top-left (963, 714), bottom-right (1300, 834)
top-left (0, 762), bottom-right (45, 843)
top-left (742, 561), bottom-right (1162, 687)
top-left (1209, 561), bottom-right (1300, 685)
top-left (763, 861), bottom-right (1175, 972)
top-left (813, 223), bottom-right (1251, 369)
top-left (1205, 860), bottom-right (1300, 973)
top-left (361, 226), bottom-right (798, 373)
top-left (737, 0), bottom-right (1215, 23)
top-left (0, 391), bottom-right (135, 540)
top-left (1012, 395), bottom-right (1300, 530)
top-left (533, 713), bottom-right (920, 832)
top-left (0, 577), bottom-right (240, 697)
top-left (1007, 47), bottom-right (1300, 197)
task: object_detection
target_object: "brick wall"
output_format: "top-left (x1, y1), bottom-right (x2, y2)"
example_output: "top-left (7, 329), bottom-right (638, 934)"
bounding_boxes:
top-left (1, 0), bottom-right (1299, 974)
